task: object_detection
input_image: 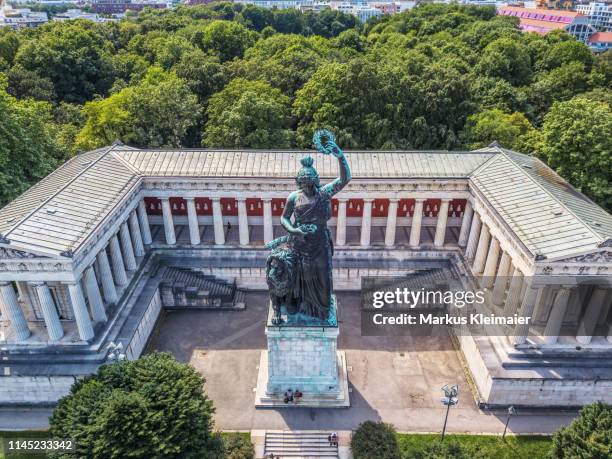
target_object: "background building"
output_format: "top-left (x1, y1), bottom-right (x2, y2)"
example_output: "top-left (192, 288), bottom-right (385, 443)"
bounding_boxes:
top-left (0, 5), bottom-right (48, 29)
top-left (499, 6), bottom-right (597, 42)
top-left (587, 30), bottom-right (612, 50)
top-left (576, 2), bottom-right (612, 30)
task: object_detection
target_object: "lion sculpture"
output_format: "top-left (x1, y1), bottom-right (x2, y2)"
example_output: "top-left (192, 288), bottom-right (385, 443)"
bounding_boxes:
top-left (266, 246), bottom-right (297, 325)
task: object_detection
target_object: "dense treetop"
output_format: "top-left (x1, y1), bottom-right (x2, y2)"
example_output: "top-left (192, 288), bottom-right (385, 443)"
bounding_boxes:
top-left (49, 353), bottom-right (223, 459)
top-left (0, 3), bottom-right (609, 210)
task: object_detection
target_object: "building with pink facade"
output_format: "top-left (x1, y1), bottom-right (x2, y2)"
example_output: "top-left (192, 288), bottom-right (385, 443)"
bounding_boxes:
top-left (499, 6), bottom-right (596, 42)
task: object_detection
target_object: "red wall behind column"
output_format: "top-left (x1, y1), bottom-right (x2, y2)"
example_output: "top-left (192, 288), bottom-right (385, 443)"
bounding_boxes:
top-left (372, 199), bottom-right (388, 218)
top-left (347, 199), bottom-right (364, 217)
top-left (398, 199), bottom-right (416, 217)
top-left (195, 197), bottom-right (212, 215)
top-left (423, 199), bottom-right (441, 217)
top-left (142, 196), bottom-right (468, 219)
top-left (169, 197), bottom-right (187, 215)
top-left (246, 198), bottom-right (263, 216)
top-left (272, 199), bottom-right (285, 216)
top-left (144, 197), bottom-right (162, 215)
top-left (220, 198), bottom-right (237, 216)
top-left (449, 199), bottom-right (467, 217)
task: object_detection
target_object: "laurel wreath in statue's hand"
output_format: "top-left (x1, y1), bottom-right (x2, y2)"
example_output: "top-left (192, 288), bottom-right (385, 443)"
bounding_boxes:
top-left (313, 129), bottom-right (343, 158)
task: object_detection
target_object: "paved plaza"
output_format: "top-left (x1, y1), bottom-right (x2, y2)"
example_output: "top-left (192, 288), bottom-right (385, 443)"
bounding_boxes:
top-left (146, 291), bottom-right (577, 434)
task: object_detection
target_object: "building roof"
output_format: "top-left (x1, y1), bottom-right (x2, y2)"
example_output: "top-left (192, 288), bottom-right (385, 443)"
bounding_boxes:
top-left (471, 148), bottom-right (610, 260)
top-left (516, 17), bottom-right (568, 32)
top-left (499, 6), bottom-right (583, 19)
top-left (588, 31), bottom-right (612, 43)
top-left (117, 148), bottom-right (492, 179)
top-left (0, 146), bottom-right (610, 261)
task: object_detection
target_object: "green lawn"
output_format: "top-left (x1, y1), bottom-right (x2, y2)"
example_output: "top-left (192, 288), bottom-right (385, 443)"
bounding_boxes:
top-left (397, 433), bottom-right (552, 459)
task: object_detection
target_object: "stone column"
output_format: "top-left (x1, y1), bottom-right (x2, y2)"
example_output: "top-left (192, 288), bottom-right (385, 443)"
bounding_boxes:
top-left (263, 198), bottom-right (274, 243)
top-left (237, 197), bottom-right (249, 246)
top-left (491, 251), bottom-right (511, 306)
top-left (137, 200), bottom-right (153, 245)
top-left (212, 198), bottom-right (225, 245)
top-left (385, 199), bottom-right (399, 247)
top-left (481, 237), bottom-right (500, 289)
top-left (464, 212), bottom-right (481, 260)
top-left (457, 201), bottom-right (473, 247)
top-left (67, 282), bottom-right (94, 341)
top-left (120, 222), bottom-right (137, 271)
top-left (109, 235), bottom-right (128, 287)
top-left (336, 198), bottom-right (347, 246)
top-left (409, 198), bottom-right (425, 248)
top-left (504, 267), bottom-right (524, 315)
top-left (543, 287), bottom-right (572, 345)
top-left (472, 224), bottom-right (491, 274)
top-left (513, 283), bottom-right (540, 345)
top-left (576, 287), bottom-right (608, 345)
top-left (434, 199), bottom-right (450, 247)
top-left (360, 198), bottom-right (373, 247)
top-left (185, 197), bottom-right (201, 245)
top-left (97, 249), bottom-right (118, 304)
top-left (0, 282), bottom-right (30, 341)
top-left (33, 283), bottom-right (63, 342)
top-left (84, 266), bottom-right (107, 323)
top-left (129, 210), bottom-right (145, 257)
top-left (160, 198), bottom-right (176, 245)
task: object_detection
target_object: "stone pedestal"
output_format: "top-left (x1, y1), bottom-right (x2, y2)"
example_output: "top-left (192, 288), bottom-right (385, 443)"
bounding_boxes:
top-left (255, 296), bottom-right (350, 408)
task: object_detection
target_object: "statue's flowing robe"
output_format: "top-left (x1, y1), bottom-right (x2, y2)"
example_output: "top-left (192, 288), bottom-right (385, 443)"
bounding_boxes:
top-left (292, 191), bottom-right (334, 320)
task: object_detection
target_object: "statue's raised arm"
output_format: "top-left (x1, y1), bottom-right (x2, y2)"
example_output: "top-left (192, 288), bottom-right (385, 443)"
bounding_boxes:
top-left (314, 130), bottom-right (351, 198)
top-left (265, 129), bottom-right (351, 326)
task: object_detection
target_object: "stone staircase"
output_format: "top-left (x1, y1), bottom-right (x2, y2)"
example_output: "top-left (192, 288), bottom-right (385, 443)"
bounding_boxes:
top-left (159, 266), bottom-right (246, 309)
top-left (263, 431), bottom-right (338, 458)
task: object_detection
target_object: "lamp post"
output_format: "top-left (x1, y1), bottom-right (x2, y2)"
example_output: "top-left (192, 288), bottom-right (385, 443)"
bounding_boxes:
top-left (440, 384), bottom-right (459, 441)
top-left (502, 406), bottom-right (516, 440)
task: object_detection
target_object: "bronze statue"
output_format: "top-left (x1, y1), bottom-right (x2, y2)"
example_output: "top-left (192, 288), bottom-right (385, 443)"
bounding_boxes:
top-left (266, 130), bottom-right (351, 325)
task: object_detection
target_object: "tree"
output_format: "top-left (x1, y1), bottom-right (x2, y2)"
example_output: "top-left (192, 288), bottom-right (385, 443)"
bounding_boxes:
top-left (550, 402), bottom-right (611, 458)
top-left (537, 97), bottom-right (611, 211)
top-left (527, 62), bottom-right (591, 120)
top-left (173, 50), bottom-right (228, 103)
top-left (476, 37), bottom-right (532, 86)
top-left (333, 29), bottom-right (367, 53)
top-left (6, 64), bottom-right (56, 101)
top-left (197, 20), bottom-right (257, 62)
top-left (222, 433), bottom-right (254, 459)
top-left (13, 22), bottom-right (115, 103)
top-left (0, 75), bottom-right (67, 206)
top-left (240, 5), bottom-right (274, 32)
top-left (76, 68), bottom-right (201, 150)
top-left (204, 78), bottom-right (292, 148)
top-left (351, 421), bottom-right (401, 459)
top-left (237, 34), bottom-right (339, 96)
top-left (303, 9), bottom-right (358, 38)
top-left (470, 77), bottom-right (525, 113)
top-left (0, 29), bottom-right (20, 66)
top-left (537, 39), bottom-right (594, 72)
top-left (293, 59), bottom-right (395, 148)
top-left (463, 109), bottom-right (534, 152)
top-left (49, 352), bottom-right (222, 459)
top-left (127, 32), bottom-right (196, 70)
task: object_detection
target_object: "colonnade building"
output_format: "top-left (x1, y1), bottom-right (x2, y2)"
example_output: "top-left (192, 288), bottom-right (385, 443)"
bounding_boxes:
top-left (0, 144), bottom-right (610, 407)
